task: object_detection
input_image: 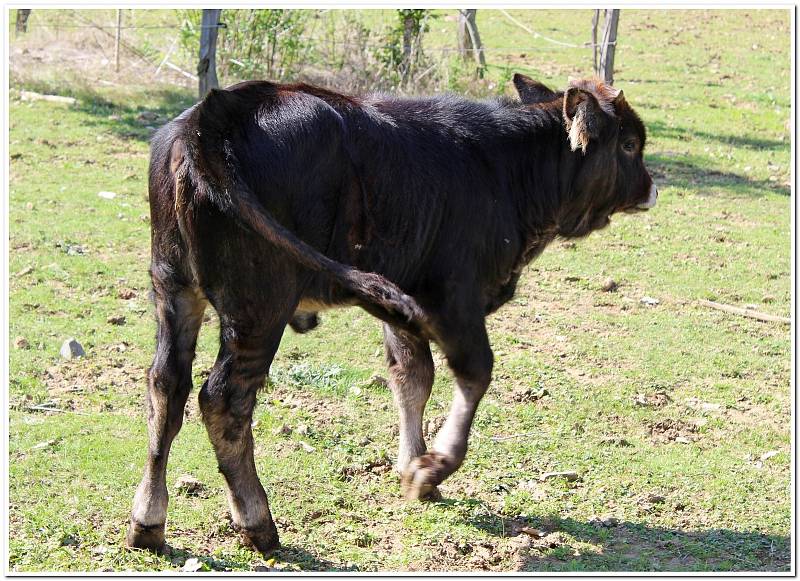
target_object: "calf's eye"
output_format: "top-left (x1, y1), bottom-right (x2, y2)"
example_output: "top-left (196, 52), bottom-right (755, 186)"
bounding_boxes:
top-left (623, 140), bottom-right (637, 152)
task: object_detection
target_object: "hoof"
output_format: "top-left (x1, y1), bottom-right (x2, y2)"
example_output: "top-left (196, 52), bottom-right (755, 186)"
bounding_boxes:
top-left (126, 520), bottom-right (166, 554)
top-left (237, 522), bottom-right (280, 556)
top-left (420, 485), bottom-right (443, 502)
top-left (401, 452), bottom-right (451, 501)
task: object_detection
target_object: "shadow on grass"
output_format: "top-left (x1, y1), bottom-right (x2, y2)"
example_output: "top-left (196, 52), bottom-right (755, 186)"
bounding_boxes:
top-left (647, 154), bottom-right (789, 198)
top-left (71, 88), bottom-right (196, 143)
top-left (463, 509), bottom-right (790, 572)
top-left (13, 74), bottom-right (196, 143)
top-left (273, 544), bottom-right (360, 572)
top-left (642, 119), bottom-right (790, 198)
top-left (648, 119), bottom-right (788, 153)
top-left (160, 542), bottom-right (358, 573)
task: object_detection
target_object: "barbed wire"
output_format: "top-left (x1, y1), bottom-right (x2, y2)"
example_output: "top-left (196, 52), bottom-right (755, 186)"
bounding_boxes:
top-left (17, 25), bottom-right (588, 54)
top-left (15, 9), bottom-right (608, 86)
top-left (14, 23), bottom-right (225, 30)
top-left (20, 9), bottom-right (601, 52)
top-left (499, 8), bottom-right (614, 49)
top-left (299, 39), bottom-right (579, 54)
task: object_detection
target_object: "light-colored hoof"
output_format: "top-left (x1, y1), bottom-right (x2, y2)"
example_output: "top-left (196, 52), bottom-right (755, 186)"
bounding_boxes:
top-left (126, 520), bottom-right (166, 554)
top-left (401, 452), bottom-right (450, 501)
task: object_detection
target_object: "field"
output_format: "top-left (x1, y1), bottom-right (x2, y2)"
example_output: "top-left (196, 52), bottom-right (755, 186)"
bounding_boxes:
top-left (7, 9), bottom-right (792, 572)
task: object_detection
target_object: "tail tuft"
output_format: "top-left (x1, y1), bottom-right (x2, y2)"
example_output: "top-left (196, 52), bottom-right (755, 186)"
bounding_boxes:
top-left (344, 270), bottom-right (427, 325)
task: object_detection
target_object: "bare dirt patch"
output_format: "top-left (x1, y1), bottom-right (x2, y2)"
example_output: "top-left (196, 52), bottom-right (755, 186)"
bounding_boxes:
top-left (724, 401), bottom-right (789, 434)
top-left (11, 26), bottom-right (192, 95)
top-left (41, 354), bottom-right (145, 414)
top-left (411, 534), bottom-right (511, 572)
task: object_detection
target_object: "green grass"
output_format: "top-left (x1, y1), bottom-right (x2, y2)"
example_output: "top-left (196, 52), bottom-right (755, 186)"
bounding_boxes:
top-left (8, 8), bottom-right (791, 572)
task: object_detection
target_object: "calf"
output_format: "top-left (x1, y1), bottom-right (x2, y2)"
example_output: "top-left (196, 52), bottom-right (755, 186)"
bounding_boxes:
top-left (128, 74), bottom-right (657, 555)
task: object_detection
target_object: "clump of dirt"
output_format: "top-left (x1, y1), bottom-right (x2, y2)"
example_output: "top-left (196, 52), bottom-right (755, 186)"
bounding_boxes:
top-left (337, 456), bottom-right (393, 482)
top-left (509, 524), bottom-right (573, 570)
top-left (174, 474), bottom-right (209, 498)
top-left (633, 390), bottom-right (672, 407)
top-left (511, 386), bottom-right (549, 403)
top-left (364, 457), bottom-right (393, 475)
top-left (438, 535), bottom-right (475, 560)
top-left (423, 416), bottom-right (446, 437)
top-left (599, 435), bottom-right (632, 447)
top-left (117, 287), bottom-right (138, 300)
top-left (414, 516), bottom-right (574, 572)
top-left (527, 531), bottom-right (569, 552)
top-left (648, 419), bottom-right (699, 443)
top-left (415, 535), bottom-right (506, 571)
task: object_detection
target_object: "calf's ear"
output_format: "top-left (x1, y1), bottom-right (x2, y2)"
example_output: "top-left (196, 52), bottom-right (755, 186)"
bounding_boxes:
top-left (513, 73), bottom-right (557, 105)
top-left (563, 87), bottom-right (605, 153)
top-left (612, 89), bottom-right (628, 111)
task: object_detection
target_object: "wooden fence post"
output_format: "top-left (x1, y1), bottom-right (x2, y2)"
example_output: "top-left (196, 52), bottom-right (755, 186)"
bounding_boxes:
top-left (598, 9), bottom-right (620, 85)
top-left (199, 9), bottom-right (222, 98)
top-left (591, 9), bottom-right (600, 74)
top-left (114, 9), bottom-right (122, 72)
top-left (15, 9), bottom-right (32, 36)
top-left (400, 10), bottom-right (417, 86)
top-left (457, 9), bottom-right (486, 75)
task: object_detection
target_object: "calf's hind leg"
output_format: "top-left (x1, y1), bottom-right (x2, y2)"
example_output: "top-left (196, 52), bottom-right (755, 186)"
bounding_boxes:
top-left (128, 279), bottom-right (206, 552)
top-left (199, 321), bottom-right (286, 555)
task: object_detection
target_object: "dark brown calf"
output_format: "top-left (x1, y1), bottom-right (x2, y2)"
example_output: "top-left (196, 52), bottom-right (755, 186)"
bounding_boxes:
top-left (128, 75), bottom-right (657, 554)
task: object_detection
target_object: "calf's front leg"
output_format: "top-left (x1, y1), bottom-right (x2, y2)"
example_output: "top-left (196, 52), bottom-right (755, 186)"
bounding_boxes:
top-left (401, 320), bottom-right (493, 500)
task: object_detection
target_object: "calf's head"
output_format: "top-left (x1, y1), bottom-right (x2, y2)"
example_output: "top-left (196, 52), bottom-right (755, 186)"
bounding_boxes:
top-left (514, 74), bottom-right (659, 238)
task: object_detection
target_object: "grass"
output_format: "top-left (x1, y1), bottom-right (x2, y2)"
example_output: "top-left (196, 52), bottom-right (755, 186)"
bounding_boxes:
top-left (7, 8), bottom-right (792, 573)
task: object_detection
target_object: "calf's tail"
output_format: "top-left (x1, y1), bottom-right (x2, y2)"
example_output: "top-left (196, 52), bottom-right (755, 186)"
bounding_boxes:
top-left (229, 178), bottom-right (428, 331)
top-left (177, 87), bottom-right (429, 334)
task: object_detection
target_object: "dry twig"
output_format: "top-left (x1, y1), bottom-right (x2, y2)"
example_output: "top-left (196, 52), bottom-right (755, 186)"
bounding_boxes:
top-left (699, 299), bottom-right (790, 325)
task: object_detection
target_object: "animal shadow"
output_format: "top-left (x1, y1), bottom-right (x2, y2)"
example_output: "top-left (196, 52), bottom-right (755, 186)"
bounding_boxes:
top-left (154, 542), bottom-right (358, 572)
top-left (463, 509), bottom-right (789, 572)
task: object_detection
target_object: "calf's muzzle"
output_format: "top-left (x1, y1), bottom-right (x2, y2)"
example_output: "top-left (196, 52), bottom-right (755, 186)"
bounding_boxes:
top-left (637, 182), bottom-right (659, 210)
